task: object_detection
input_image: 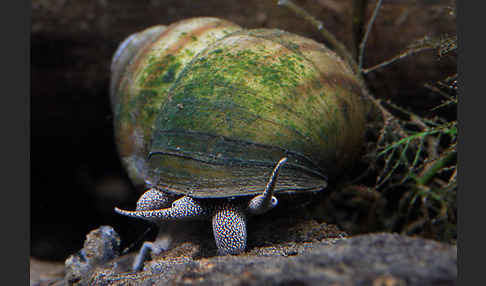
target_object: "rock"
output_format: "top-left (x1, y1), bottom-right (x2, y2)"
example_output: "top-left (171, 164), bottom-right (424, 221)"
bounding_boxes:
top-left (64, 226), bottom-right (121, 285)
top-left (63, 219), bottom-right (456, 286)
top-left (82, 225), bottom-right (121, 265)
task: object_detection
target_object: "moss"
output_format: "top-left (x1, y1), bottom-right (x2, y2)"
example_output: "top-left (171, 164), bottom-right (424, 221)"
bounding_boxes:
top-left (184, 49), bottom-right (194, 58)
top-left (142, 31), bottom-right (365, 171)
top-left (161, 62), bottom-right (181, 83)
top-left (209, 48), bottom-right (224, 55)
top-left (287, 42), bottom-right (300, 51)
top-left (138, 90), bottom-right (159, 118)
top-left (154, 42), bottom-right (321, 147)
top-left (139, 54), bottom-right (181, 88)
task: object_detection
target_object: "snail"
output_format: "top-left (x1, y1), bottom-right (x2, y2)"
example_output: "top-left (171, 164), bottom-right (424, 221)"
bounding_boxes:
top-left (111, 17), bottom-right (369, 265)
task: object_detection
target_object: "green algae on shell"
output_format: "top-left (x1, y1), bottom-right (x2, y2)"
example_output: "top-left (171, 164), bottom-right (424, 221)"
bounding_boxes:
top-left (110, 17), bottom-right (369, 198)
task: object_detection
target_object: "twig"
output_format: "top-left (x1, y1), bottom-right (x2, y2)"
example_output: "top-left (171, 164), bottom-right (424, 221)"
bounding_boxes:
top-left (448, 167), bottom-right (457, 186)
top-left (351, 0), bottom-right (368, 60)
top-left (383, 99), bottom-right (439, 128)
top-left (359, 0), bottom-right (383, 70)
top-left (363, 45), bottom-right (435, 74)
top-left (366, 33), bottom-right (456, 74)
top-left (425, 83), bottom-right (454, 102)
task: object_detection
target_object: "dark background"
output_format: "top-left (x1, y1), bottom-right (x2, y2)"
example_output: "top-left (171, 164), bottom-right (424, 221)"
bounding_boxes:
top-left (31, 0), bottom-right (456, 261)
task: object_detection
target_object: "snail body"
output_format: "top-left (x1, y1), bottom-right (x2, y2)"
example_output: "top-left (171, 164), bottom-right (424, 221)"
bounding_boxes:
top-left (111, 17), bottom-right (369, 265)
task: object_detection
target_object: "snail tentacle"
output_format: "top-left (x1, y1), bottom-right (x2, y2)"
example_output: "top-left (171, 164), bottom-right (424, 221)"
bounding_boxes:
top-left (247, 157), bottom-right (287, 215)
top-left (115, 197), bottom-right (209, 220)
top-left (114, 207), bottom-right (175, 220)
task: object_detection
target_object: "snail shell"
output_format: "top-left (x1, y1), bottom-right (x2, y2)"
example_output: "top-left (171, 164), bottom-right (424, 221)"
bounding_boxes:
top-left (110, 17), bottom-right (369, 198)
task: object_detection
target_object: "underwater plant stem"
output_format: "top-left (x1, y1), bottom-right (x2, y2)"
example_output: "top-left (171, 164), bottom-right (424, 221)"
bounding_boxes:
top-left (351, 0), bottom-right (368, 60)
top-left (416, 150), bottom-right (456, 186)
top-left (359, 0), bottom-right (383, 70)
top-left (363, 45), bottom-right (435, 74)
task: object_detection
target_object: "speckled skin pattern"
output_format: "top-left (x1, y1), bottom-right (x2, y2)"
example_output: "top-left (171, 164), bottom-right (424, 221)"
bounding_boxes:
top-left (115, 157), bottom-right (287, 258)
top-left (135, 188), bottom-right (176, 211)
top-left (212, 207), bottom-right (247, 255)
